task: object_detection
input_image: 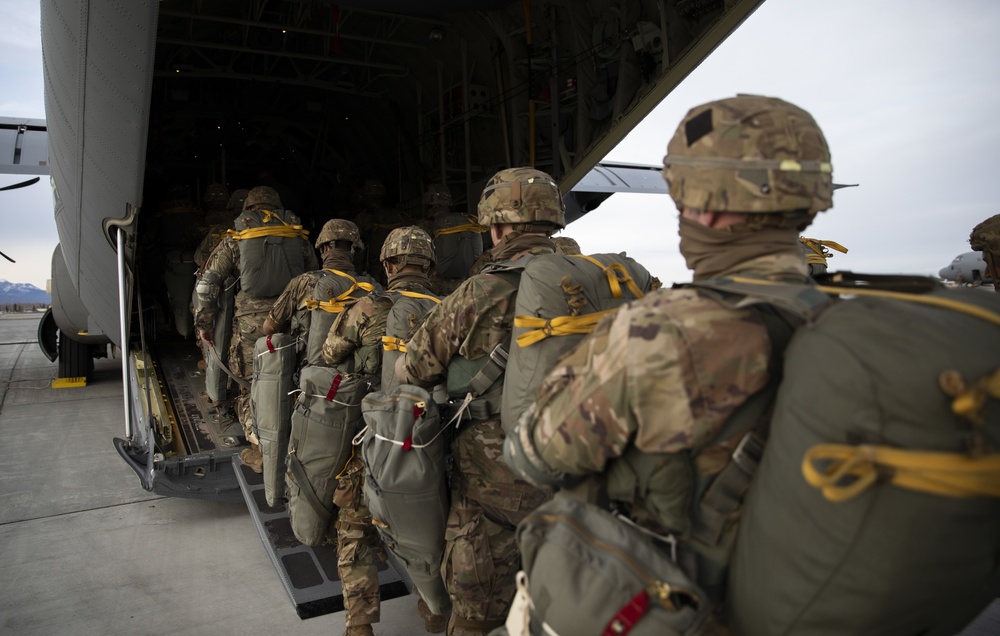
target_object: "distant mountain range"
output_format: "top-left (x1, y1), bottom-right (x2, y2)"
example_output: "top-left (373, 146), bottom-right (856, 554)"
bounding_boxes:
top-left (0, 279), bottom-right (51, 304)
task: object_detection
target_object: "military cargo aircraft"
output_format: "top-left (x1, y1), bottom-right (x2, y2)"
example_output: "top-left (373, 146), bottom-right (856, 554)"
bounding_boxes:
top-left (38, 0), bottom-right (765, 617)
top-left (939, 251), bottom-right (993, 287)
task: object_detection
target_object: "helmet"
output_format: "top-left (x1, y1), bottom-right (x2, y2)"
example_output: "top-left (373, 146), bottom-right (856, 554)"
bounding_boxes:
top-left (227, 189), bottom-right (250, 211)
top-left (969, 213), bottom-right (1000, 254)
top-left (244, 185), bottom-right (282, 211)
top-left (553, 236), bottom-right (582, 255)
top-left (379, 226), bottom-right (435, 267)
top-left (361, 178), bottom-right (386, 200)
top-left (663, 94), bottom-right (833, 217)
top-left (477, 167), bottom-right (566, 228)
top-left (423, 183), bottom-right (452, 207)
top-left (203, 183), bottom-right (229, 210)
top-left (316, 218), bottom-right (364, 251)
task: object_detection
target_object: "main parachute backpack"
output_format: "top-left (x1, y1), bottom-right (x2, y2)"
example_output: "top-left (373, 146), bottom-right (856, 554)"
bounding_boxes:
top-left (500, 252), bottom-right (657, 433)
top-left (431, 211), bottom-right (485, 280)
top-left (302, 268), bottom-right (379, 367)
top-left (229, 208), bottom-right (308, 297)
top-left (729, 275), bottom-right (1000, 636)
top-left (379, 289), bottom-right (441, 392)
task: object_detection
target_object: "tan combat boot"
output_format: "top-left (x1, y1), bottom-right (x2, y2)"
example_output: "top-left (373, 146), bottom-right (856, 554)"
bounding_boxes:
top-left (417, 597), bottom-right (447, 633)
top-left (239, 443), bottom-right (263, 474)
top-left (344, 625), bottom-right (374, 636)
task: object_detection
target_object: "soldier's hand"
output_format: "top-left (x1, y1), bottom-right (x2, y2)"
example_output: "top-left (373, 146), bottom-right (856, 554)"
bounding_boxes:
top-left (199, 328), bottom-right (214, 347)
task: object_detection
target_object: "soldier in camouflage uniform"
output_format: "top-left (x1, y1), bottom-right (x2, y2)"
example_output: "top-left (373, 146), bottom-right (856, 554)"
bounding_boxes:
top-left (421, 183), bottom-right (485, 296)
top-left (397, 168), bottom-right (564, 636)
top-left (194, 186), bottom-right (318, 468)
top-left (322, 226), bottom-right (446, 635)
top-left (193, 187), bottom-right (248, 269)
top-left (504, 96), bottom-right (835, 619)
top-left (551, 236), bottom-right (581, 255)
top-left (970, 213), bottom-right (1000, 291)
top-left (354, 178), bottom-right (407, 286)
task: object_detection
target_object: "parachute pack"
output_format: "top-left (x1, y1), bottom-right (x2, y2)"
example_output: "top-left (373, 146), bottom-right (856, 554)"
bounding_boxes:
top-left (203, 279), bottom-right (235, 404)
top-left (500, 252), bottom-right (657, 433)
top-left (285, 366), bottom-right (375, 546)
top-left (360, 385), bottom-right (453, 616)
top-left (251, 333), bottom-right (297, 508)
top-left (230, 208), bottom-right (308, 297)
top-left (302, 268), bottom-right (379, 366)
top-left (728, 274), bottom-right (1000, 636)
top-left (431, 212), bottom-right (485, 280)
top-left (380, 289), bottom-right (442, 392)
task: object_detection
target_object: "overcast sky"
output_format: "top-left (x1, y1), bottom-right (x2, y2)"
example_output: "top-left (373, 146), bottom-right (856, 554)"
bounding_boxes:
top-left (2, 0), bottom-right (999, 289)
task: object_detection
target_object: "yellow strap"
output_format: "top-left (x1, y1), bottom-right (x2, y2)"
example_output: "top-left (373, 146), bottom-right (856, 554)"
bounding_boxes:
top-left (571, 254), bottom-right (645, 300)
top-left (802, 443), bottom-right (1000, 501)
top-left (395, 290), bottom-right (442, 304)
top-left (227, 210), bottom-right (309, 241)
top-left (382, 336), bottom-right (406, 352)
top-left (304, 269), bottom-right (376, 313)
top-left (951, 367), bottom-right (1000, 423)
top-left (814, 285), bottom-right (1000, 328)
top-left (435, 223), bottom-right (489, 237)
top-left (514, 308), bottom-right (617, 347)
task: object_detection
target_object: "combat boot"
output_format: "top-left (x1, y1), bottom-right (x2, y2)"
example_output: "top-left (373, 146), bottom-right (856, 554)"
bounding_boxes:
top-left (239, 443), bottom-right (263, 474)
top-left (344, 625), bottom-right (374, 636)
top-left (416, 597), bottom-right (447, 633)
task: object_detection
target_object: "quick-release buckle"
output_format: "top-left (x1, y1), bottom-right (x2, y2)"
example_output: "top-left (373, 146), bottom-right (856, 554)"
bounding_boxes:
top-left (731, 431), bottom-right (765, 473)
top-left (489, 343), bottom-right (509, 369)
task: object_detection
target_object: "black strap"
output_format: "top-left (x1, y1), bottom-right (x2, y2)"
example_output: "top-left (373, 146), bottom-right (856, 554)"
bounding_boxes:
top-left (691, 304), bottom-right (799, 547)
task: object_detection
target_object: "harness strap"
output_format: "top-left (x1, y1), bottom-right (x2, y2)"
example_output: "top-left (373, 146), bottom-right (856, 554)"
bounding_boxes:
top-left (286, 448), bottom-right (334, 519)
top-left (382, 336), bottom-right (406, 352)
top-left (227, 210), bottom-right (309, 241)
top-left (303, 269), bottom-right (376, 314)
top-left (469, 342), bottom-right (508, 396)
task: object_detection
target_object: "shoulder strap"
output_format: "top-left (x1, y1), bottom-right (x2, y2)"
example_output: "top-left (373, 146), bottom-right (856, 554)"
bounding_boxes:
top-left (686, 275), bottom-right (829, 322)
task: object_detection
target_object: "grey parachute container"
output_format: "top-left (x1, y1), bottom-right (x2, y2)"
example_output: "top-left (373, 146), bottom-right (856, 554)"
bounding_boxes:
top-left (234, 208), bottom-right (307, 297)
top-left (360, 385), bottom-right (452, 616)
top-left (509, 495), bottom-right (708, 635)
top-left (285, 366), bottom-right (375, 546)
top-left (431, 212), bottom-right (484, 280)
top-left (729, 282), bottom-right (1000, 636)
top-left (203, 278), bottom-right (235, 403)
top-left (500, 252), bottom-right (656, 433)
top-left (380, 291), bottom-right (442, 392)
top-left (251, 333), bottom-right (297, 507)
top-left (305, 269), bottom-right (381, 367)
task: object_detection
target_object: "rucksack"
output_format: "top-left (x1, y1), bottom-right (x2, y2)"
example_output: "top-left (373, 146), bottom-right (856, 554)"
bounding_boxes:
top-left (302, 268), bottom-right (379, 367)
top-left (231, 208), bottom-right (308, 297)
top-left (380, 289), bottom-right (442, 392)
top-left (431, 212), bottom-right (485, 280)
top-left (501, 252), bottom-right (656, 433)
top-left (250, 333), bottom-right (297, 508)
top-left (359, 385), bottom-right (454, 616)
top-left (202, 279), bottom-right (235, 404)
top-left (728, 274), bottom-right (1000, 636)
top-left (285, 366), bottom-right (375, 546)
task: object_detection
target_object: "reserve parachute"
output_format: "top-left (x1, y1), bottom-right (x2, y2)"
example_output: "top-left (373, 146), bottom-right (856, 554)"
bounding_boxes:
top-left (729, 275), bottom-right (1000, 636)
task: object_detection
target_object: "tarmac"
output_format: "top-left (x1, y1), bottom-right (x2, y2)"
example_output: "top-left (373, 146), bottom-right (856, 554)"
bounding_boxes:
top-left (0, 313), bottom-right (424, 636)
top-left (1, 312), bottom-right (998, 636)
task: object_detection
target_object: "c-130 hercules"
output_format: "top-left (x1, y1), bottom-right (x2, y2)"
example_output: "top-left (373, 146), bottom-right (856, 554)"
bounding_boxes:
top-left (37, 0), bottom-right (765, 618)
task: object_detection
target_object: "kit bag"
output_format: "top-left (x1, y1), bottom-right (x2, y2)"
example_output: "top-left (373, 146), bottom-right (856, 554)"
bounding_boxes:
top-left (729, 279), bottom-right (1000, 636)
top-left (233, 208), bottom-right (306, 297)
top-left (507, 495), bottom-right (708, 636)
top-left (204, 279), bottom-right (235, 403)
top-left (501, 252), bottom-right (654, 433)
top-left (250, 333), bottom-right (297, 507)
top-left (285, 365), bottom-right (373, 546)
top-left (360, 385), bottom-right (452, 615)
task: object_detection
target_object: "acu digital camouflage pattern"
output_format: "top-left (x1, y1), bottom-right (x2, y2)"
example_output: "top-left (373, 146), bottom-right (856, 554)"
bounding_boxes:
top-left (476, 167), bottom-right (566, 228)
top-left (663, 95), bottom-right (833, 216)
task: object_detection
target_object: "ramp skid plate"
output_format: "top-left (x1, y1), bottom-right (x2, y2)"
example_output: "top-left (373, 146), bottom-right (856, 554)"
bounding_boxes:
top-left (233, 457), bottom-right (410, 619)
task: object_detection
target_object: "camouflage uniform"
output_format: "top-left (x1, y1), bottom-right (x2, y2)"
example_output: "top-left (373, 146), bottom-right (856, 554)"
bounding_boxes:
top-left (400, 168), bottom-right (566, 635)
top-left (552, 236), bottom-right (581, 255)
top-left (506, 96), bottom-right (834, 615)
top-left (194, 188), bottom-right (318, 440)
top-left (970, 213), bottom-right (1000, 291)
top-left (323, 228), bottom-right (439, 631)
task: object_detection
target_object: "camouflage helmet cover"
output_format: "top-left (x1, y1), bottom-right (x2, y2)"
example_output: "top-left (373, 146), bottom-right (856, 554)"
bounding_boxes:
top-left (553, 236), bottom-right (582, 255)
top-left (380, 225), bottom-right (435, 266)
top-left (316, 218), bottom-right (364, 251)
top-left (663, 94), bottom-right (833, 216)
top-left (969, 213), bottom-right (1000, 253)
top-left (477, 167), bottom-right (566, 228)
top-left (243, 185), bottom-right (282, 211)
top-left (423, 183), bottom-right (452, 207)
top-left (227, 188), bottom-right (250, 211)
